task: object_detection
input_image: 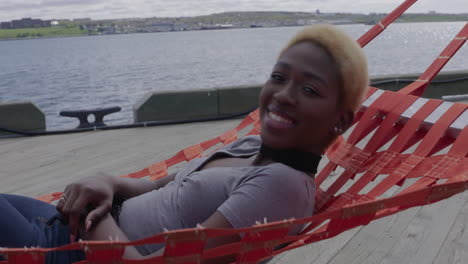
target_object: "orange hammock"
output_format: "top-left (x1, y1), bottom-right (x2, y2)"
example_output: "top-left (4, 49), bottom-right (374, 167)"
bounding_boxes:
top-left (2, 1), bottom-right (468, 263)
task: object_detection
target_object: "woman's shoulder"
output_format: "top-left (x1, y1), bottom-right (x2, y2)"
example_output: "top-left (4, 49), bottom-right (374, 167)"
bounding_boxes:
top-left (242, 162), bottom-right (315, 194)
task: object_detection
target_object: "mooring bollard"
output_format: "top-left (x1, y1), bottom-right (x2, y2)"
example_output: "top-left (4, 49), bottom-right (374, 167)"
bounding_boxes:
top-left (60, 106), bottom-right (121, 128)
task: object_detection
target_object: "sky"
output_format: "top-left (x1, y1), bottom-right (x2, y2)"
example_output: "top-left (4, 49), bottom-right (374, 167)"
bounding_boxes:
top-left (0, 0), bottom-right (467, 22)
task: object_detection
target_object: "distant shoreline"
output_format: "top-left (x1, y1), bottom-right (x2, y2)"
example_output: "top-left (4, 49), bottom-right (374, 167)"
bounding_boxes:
top-left (0, 33), bottom-right (89, 41)
top-left (1, 11), bottom-right (467, 41)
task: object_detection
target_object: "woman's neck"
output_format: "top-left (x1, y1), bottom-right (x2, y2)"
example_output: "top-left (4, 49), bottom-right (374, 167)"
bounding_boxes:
top-left (254, 144), bottom-right (322, 174)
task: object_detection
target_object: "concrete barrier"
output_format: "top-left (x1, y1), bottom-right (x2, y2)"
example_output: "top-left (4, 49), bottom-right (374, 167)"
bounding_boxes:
top-left (371, 70), bottom-right (468, 98)
top-left (3, 72), bottom-right (465, 129)
top-left (442, 94), bottom-right (468, 101)
top-left (134, 89), bottom-right (218, 122)
top-left (134, 71), bottom-right (467, 123)
top-left (134, 86), bottom-right (263, 123)
top-left (0, 101), bottom-right (45, 135)
top-left (217, 85), bottom-right (262, 115)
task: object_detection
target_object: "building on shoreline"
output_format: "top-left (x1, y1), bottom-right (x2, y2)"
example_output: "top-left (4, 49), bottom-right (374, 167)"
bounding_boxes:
top-left (0, 18), bottom-right (51, 29)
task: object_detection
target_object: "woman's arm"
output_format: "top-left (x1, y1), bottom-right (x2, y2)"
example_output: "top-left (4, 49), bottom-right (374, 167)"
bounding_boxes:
top-left (114, 173), bottom-right (176, 201)
top-left (82, 213), bottom-right (144, 258)
top-left (57, 172), bottom-right (177, 237)
top-left (84, 210), bottom-right (239, 263)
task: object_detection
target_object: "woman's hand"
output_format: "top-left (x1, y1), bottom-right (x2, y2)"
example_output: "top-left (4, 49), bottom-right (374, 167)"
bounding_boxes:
top-left (56, 172), bottom-right (177, 238)
top-left (56, 172), bottom-right (118, 237)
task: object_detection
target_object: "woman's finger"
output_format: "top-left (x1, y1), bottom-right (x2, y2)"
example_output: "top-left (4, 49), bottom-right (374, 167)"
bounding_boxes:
top-left (59, 189), bottom-right (82, 235)
top-left (60, 188), bottom-right (78, 216)
top-left (84, 202), bottom-right (111, 231)
top-left (66, 194), bottom-right (90, 236)
top-left (56, 195), bottom-right (66, 212)
top-left (56, 186), bottom-right (71, 212)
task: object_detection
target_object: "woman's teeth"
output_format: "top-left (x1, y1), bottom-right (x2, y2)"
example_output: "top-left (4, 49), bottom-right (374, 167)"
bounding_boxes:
top-left (269, 111), bottom-right (293, 124)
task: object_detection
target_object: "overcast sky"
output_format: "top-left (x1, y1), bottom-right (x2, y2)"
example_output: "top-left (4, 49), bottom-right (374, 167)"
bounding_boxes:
top-left (1, 0), bottom-right (467, 22)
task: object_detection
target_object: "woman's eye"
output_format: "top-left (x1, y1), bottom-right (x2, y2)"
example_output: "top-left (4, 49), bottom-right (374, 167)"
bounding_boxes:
top-left (270, 73), bottom-right (284, 82)
top-left (303, 86), bottom-right (319, 96)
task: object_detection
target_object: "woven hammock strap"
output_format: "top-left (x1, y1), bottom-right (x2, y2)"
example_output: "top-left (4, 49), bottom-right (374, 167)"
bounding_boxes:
top-left (399, 22), bottom-right (468, 96)
top-left (357, 0), bottom-right (418, 47)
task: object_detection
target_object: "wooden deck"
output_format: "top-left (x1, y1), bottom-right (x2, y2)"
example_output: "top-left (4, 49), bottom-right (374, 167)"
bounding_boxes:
top-left (1, 118), bottom-right (467, 264)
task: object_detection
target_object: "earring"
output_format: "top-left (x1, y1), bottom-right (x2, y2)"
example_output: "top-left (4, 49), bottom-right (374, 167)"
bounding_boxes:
top-left (334, 126), bottom-right (342, 135)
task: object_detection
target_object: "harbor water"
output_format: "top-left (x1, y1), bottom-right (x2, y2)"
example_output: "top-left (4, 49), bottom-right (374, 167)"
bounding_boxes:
top-left (1, 22), bottom-right (467, 129)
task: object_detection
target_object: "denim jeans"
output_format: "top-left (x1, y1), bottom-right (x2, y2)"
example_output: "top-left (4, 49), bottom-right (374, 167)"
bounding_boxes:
top-left (0, 193), bottom-right (84, 264)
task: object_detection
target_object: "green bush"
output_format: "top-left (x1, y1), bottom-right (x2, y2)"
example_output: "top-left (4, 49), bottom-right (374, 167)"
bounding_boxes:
top-left (0, 26), bottom-right (87, 39)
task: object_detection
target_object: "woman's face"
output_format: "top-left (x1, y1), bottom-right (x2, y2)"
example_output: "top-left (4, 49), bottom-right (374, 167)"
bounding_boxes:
top-left (259, 41), bottom-right (344, 154)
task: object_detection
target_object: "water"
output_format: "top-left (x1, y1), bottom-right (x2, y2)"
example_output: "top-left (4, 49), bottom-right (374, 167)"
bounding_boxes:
top-left (0, 22), bottom-right (467, 130)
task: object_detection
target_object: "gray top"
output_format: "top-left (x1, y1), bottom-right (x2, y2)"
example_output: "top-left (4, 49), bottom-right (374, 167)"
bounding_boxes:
top-left (118, 135), bottom-right (316, 255)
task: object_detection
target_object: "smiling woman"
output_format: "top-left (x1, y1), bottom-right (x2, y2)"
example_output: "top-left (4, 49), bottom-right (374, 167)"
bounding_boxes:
top-left (260, 41), bottom-right (345, 153)
top-left (0, 24), bottom-right (369, 264)
top-left (260, 24), bottom-right (368, 153)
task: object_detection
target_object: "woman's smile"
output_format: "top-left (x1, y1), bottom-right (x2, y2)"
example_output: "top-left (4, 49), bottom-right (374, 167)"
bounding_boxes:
top-left (265, 106), bottom-right (297, 129)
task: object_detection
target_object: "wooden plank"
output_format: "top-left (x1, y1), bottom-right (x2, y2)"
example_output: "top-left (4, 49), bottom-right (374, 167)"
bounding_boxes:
top-left (269, 227), bottom-right (364, 264)
top-left (0, 119), bottom-right (241, 196)
top-left (433, 196), bottom-right (468, 264)
top-left (326, 206), bottom-right (421, 264)
top-left (379, 192), bottom-right (468, 264)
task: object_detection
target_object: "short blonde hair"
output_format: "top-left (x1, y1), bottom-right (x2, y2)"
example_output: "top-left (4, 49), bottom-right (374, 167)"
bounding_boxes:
top-left (280, 24), bottom-right (369, 112)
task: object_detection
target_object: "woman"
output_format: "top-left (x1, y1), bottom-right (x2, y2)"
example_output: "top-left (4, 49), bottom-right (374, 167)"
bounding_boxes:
top-left (0, 24), bottom-right (368, 263)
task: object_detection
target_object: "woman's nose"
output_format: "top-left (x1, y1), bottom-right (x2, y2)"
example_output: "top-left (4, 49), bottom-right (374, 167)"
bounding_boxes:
top-left (273, 83), bottom-right (297, 106)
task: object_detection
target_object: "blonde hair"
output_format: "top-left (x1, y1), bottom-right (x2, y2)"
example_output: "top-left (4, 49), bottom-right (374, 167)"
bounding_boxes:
top-left (280, 24), bottom-right (369, 112)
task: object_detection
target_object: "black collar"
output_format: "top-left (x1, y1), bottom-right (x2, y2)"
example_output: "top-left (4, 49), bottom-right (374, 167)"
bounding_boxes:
top-left (259, 144), bottom-right (322, 174)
